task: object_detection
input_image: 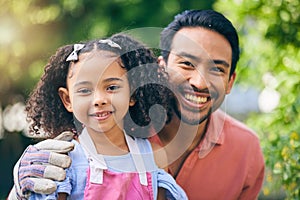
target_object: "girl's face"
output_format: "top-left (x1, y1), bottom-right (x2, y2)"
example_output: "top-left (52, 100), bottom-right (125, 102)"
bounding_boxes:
top-left (59, 51), bottom-right (133, 135)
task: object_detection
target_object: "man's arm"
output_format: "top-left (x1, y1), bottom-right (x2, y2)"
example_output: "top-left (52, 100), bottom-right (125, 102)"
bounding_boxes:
top-left (7, 132), bottom-right (75, 200)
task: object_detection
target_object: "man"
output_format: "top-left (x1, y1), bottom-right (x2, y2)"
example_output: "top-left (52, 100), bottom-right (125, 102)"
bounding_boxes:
top-left (9, 10), bottom-right (264, 200)
top-left (154, 10), bottom-right (265, 199)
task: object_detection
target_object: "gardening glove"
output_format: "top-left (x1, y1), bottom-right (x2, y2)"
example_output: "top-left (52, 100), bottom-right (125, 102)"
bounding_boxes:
top-left (8, 131), bottom-right (75, 200)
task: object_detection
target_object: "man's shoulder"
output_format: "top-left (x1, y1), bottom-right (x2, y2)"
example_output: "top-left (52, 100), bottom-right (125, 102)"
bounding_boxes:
top-left (214, 109), bottom-right (259, 141)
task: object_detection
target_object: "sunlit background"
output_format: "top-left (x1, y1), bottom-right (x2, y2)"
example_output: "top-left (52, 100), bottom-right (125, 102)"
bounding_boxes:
top-left (1, 0), bottom-right (299, 199)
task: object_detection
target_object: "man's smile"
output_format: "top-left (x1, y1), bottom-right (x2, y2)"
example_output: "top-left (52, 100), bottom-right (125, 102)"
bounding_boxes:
top-left (184, 93), bottom-right (209, 104)
top-left (176, 85), bottom-right (212, 109)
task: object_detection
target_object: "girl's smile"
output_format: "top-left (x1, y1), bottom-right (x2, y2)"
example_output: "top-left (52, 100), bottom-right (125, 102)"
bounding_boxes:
top-left (89, 110), bottom-right (114, 121)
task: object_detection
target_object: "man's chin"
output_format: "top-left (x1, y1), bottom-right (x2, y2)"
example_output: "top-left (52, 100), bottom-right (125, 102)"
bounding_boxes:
top-left (174, 106), bottom-right (212, 125)
top-left (181, 114), bottom-right (209, 125)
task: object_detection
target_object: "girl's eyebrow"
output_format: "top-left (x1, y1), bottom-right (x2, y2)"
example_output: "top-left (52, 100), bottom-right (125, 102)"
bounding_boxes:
top-left (74, 81), bottom-right (91, 87)
top-left (103, 77), bottom-right (124, 83)
top-left (74, 78), bottom-right (124, 87)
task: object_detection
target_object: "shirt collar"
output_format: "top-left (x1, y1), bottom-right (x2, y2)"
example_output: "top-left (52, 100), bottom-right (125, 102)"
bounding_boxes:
top-left (197, 109), bottom-right (226, 158)
top-left (206, 109), bottom-right (226, 144)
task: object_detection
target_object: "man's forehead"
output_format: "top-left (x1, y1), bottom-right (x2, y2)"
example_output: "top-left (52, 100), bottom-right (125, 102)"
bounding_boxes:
top-left (170, 42), bottom-right (210, 62)
top-left (169, 27), bottom-right (232, 66)
top-left (170, 31), bottom-right (210, 59)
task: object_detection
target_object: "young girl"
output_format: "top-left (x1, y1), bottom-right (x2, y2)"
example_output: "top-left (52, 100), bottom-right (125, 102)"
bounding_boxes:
top-left (26, 33), bottom-right (187, 199)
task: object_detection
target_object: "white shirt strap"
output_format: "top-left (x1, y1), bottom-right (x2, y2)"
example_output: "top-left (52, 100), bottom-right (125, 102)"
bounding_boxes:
top-left (125, 133), bottom-right (148, 186)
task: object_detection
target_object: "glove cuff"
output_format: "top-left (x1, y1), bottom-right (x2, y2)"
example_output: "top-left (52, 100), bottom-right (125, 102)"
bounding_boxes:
top-left (13, 146), bottom-right (32, 199)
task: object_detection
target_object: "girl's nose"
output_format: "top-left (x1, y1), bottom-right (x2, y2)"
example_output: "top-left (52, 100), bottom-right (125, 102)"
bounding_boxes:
top-left (93, 92), bottom-right (108, 106)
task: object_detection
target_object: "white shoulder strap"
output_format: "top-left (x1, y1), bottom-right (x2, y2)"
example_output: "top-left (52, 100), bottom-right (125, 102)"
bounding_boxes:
top-left (78, 128), bottom-right (107, 184)
top-left (125, 132), bottom-right (148, 186)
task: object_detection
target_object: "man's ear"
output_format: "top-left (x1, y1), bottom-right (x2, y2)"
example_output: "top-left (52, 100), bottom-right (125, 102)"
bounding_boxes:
top-left (226, 72), bottom-right (236, 94)
top-left (58, 87), bottom-right (73, 112)
top-left (157, 56), bottom-right (167, 68)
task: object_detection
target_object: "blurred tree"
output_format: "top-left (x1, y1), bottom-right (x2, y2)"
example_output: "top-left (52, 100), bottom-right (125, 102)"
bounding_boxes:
top-left (214, 0), bottom-right (300, 199)
top-left (0, 0), bottom-right (214, 107)
top-left (0, 0), bottom-right (215, 197)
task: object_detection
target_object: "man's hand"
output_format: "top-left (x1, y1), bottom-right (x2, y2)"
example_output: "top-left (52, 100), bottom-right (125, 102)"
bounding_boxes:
top-left (8, 131), bottom-right (75, 199)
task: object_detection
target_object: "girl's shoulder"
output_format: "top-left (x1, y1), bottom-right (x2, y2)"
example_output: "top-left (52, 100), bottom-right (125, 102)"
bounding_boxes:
top-left (68, 139), bottom-right (89, 165)
top-left (134, 137), bottom-right (168, 170)
top-left (133, 137), bottom-right (153, 153)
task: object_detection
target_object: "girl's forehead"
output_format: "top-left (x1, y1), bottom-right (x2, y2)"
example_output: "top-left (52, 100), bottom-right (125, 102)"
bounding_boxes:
top-left (79, 50), bottom-right (119, 61)
top-left (81, 53), bottom-right (121, 71)
top-left (76, 51), bottom-right (120, 68)
top-left (69, 51), bottom-right (125, 79)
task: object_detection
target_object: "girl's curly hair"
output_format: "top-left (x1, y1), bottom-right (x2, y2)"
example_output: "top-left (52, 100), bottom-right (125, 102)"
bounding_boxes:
top-left (26, 33), bottom-right (173, 138)
top-left (26, 44), bottom-right (74, 138)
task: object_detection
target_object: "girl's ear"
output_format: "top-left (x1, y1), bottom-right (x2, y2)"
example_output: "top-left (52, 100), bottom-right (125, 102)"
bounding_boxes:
top-left (129, 98), bottom-right (136, 107)
top-left (58, 87), bottom-right (73, 112)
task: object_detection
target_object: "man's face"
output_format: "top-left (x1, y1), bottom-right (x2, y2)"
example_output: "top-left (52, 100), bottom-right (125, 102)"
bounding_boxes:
top-left (164, 27), bottom-right (235, 125)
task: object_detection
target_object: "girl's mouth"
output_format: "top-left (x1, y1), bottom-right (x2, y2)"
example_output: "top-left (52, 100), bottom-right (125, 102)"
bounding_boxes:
top-left (91, 111), bottom-right (113, 120)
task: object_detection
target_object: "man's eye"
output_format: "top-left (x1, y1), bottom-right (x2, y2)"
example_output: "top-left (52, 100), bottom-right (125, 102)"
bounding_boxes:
top-left (180, 61), bottom-right (194, 67)
top-left (107, 85), bottom-right (121, 91)
top-left (211, 66), bottom-right (225, 73)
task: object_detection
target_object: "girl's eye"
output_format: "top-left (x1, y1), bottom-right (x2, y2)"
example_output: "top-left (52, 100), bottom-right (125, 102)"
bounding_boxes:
top-left (107, 85), bottom-right (121, 91)
top-left (77, 88), bottom-right (92, 94)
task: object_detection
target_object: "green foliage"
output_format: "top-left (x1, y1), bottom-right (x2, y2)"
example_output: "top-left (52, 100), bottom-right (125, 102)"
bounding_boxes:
top-left (3, 0), bottom-right (300, 198)
top-left (0, 0), bottom-right (214, 107)
top-left (214, 0), bottom-right (300, 199)
top-left (0, 0), bottom-right (215, 196)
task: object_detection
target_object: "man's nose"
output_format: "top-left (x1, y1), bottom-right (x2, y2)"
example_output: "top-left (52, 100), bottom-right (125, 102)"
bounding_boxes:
top-left (188, 70), bottom-right (210, 89)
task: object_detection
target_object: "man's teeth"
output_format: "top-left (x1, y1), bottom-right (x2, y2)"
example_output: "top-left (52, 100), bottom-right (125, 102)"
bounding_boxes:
top-left (185, 94), bottom-right (208, 103)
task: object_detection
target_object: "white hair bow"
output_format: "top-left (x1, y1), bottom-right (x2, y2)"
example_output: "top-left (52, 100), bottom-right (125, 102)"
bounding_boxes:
top-left (99, 39), bottom-right (122, 49)
top-left (66, 44), bottom-right (85, 61)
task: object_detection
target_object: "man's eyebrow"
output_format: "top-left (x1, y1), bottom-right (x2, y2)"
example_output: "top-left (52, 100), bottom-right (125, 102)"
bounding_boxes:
top-left (176, 52), bottom-right (202, 63)
top-left (177, 52), bottom-right (230, 68)
top-left (212, 59), bottom-right (230, 68)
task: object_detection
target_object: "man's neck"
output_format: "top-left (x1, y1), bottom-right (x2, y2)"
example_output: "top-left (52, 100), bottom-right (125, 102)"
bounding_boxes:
top-left (158, 112), bottom-right (209, 162)
top-left (159, 113), bottom-right (208, 146)
top-left (158, 112), bottom-right (210, 177)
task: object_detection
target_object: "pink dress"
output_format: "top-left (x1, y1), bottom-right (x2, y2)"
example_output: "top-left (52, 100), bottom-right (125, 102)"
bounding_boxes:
top-left (79, 129), bottom-right (154, 199)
